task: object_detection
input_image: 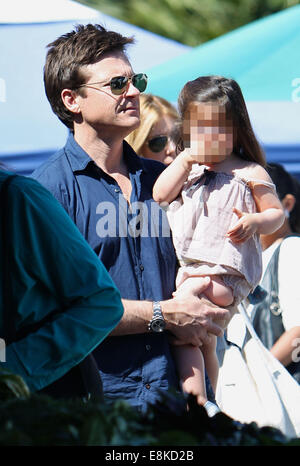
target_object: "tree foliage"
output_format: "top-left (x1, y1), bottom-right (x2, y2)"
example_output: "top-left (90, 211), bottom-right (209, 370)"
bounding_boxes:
top-left (1, 369), bottom-right (300, 446)
top-left (78, 0), bottom-right (299, 46)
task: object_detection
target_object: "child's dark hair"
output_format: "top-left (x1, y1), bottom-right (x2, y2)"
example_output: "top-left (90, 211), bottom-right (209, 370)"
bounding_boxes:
top-left (266, 163), bottom-right (300, 234)
top-left (177, 75), bottom-right (266, 167)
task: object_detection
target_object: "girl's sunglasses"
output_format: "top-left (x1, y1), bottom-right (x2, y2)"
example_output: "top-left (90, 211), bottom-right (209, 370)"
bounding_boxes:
top-left (77, 73), bottom-right (148, 95)
top-left (147, 135), bottom-right (169, 153)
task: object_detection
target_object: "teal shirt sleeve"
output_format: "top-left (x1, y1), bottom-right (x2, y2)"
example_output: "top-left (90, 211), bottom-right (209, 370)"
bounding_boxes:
top-left (0, 175), bottom-right (123, 391)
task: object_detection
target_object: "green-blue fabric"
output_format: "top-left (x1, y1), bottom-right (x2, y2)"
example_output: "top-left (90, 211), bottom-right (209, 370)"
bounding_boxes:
top-left (146, 5), bottom-right (300, 102)
top-left (0, 171), bottom-right (123, 391)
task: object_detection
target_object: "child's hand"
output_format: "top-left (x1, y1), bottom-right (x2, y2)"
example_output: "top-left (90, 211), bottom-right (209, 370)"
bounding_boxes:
top-left (180, 148), bottom-right (202, 168)
top-left (226, 208), bottom-right (258, 243)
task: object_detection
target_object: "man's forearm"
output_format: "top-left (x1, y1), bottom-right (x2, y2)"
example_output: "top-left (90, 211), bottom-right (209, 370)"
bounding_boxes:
top-left (109, 297), bottom-right (198, 337)
top-left (109, 298), bottom-right (185, 336)
top-left (109, 299), bottom-right (153, 335)
top-left (109, 294), bottom-right (231, 349)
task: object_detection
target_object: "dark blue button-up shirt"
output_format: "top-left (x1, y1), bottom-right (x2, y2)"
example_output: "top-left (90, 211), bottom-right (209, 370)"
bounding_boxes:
top-left (31, 133), bottom-right (180, 411)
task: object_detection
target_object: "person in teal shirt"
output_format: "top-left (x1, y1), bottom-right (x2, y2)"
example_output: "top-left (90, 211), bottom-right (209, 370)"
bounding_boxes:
top-left (0, 171), bottom-right (123, 394)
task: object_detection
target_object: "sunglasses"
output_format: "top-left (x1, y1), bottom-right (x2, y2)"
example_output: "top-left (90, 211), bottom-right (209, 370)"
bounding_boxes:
top-left (147, 135), bottom-right (170, 153)
top-left (77, 73), bottom-right (148, 95)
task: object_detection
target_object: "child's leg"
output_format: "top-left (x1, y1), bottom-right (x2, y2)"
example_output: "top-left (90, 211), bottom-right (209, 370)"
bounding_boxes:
top-left (172, 344), bottom-right (208, 406)
top-left (174, 275), bottom-right (233, 331)
top-left (173, 275), bottom-right (233, 404)
top-left (174, 274), bottom-right (234, 307)
top-left (201, 334), bottom-right (218, 395)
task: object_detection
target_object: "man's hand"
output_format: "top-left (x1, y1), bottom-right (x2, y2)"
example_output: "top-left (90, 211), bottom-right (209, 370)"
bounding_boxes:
top-left (161, 278), bottom-right (230, 347)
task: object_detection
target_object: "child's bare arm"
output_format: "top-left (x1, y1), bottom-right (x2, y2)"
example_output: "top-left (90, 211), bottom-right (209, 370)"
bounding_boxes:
top-left (227, 165), bottom-right (284, 244)
top-left (153, 150), bottom-right (195, 204)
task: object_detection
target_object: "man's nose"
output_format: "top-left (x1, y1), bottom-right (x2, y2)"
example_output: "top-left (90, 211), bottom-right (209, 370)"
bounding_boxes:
top-left (124, 81), bottom-right (140, 97)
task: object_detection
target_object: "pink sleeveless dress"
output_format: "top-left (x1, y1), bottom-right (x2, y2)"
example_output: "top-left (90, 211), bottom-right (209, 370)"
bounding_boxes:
top-left (167, 165), bottom-right (275, 304)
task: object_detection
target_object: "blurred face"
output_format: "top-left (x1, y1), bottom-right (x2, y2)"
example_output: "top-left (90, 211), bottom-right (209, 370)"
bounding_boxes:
top-left (183, 102), bottom-right (234, 164)
top-left (141, 115), bottom-right (177, 165)
top-left (74, 51), bottom-right (141, 137)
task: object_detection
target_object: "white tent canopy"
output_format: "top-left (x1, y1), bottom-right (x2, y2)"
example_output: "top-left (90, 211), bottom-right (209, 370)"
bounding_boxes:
top-left (1, 0), bottom-right (99, 22)
top-left (0, 0), bottom-right (190, 174)
top-left (1, 0), bottom-right (190, 71)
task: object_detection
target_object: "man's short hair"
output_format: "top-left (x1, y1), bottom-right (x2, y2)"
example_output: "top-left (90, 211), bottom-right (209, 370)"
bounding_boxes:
top-left (44, 24), bottom-right (134, 129)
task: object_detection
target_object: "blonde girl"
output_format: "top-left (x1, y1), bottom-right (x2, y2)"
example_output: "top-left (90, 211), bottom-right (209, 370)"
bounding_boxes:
top-left (126, 93), bottom-right (179, 165)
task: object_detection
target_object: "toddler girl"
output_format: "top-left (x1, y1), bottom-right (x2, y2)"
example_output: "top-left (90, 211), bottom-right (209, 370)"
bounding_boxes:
top-left (153, 76), bottom-right (285, 416)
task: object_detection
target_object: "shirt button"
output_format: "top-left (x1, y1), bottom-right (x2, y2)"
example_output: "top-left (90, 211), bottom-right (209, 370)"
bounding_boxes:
top-left (145, 383), bottom-right (151, 389)
top-left (139, 264), bottom-right (144, 271)
top-left (146, 344), bottom-right (151, 351)
top-left (114, 188), bottom-right (120, 193)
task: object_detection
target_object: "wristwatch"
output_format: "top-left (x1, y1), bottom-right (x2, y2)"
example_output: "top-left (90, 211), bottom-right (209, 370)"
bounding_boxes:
top-left (148, 301), bottom-right (166, 333)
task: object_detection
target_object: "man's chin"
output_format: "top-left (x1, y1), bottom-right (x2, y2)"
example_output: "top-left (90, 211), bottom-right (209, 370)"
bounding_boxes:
top-left (124, 117), bottom-right (140, 133)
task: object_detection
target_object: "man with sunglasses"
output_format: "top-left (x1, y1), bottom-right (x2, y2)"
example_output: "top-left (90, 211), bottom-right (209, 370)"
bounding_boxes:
top-left (32, 24), bottom-right (230, 413)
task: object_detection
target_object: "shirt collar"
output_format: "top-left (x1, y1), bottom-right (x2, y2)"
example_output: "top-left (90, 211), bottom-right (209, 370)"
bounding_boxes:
top-left (64, 132), bottom-right (148, 175)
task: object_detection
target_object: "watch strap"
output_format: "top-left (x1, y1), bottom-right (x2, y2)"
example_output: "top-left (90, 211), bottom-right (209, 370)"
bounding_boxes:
top-left (148, 301), bottom-right (165, 332)
top-left (153, 301), bottom-right (163, 318)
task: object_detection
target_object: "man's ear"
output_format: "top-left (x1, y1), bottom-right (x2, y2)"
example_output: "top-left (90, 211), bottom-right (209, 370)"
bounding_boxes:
top-left (61, 89), bottom-right (81, 114)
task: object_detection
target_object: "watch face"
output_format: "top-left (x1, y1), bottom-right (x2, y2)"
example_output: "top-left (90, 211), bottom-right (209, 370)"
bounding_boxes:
top-left (151, 318), bottom-right (166, 332)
